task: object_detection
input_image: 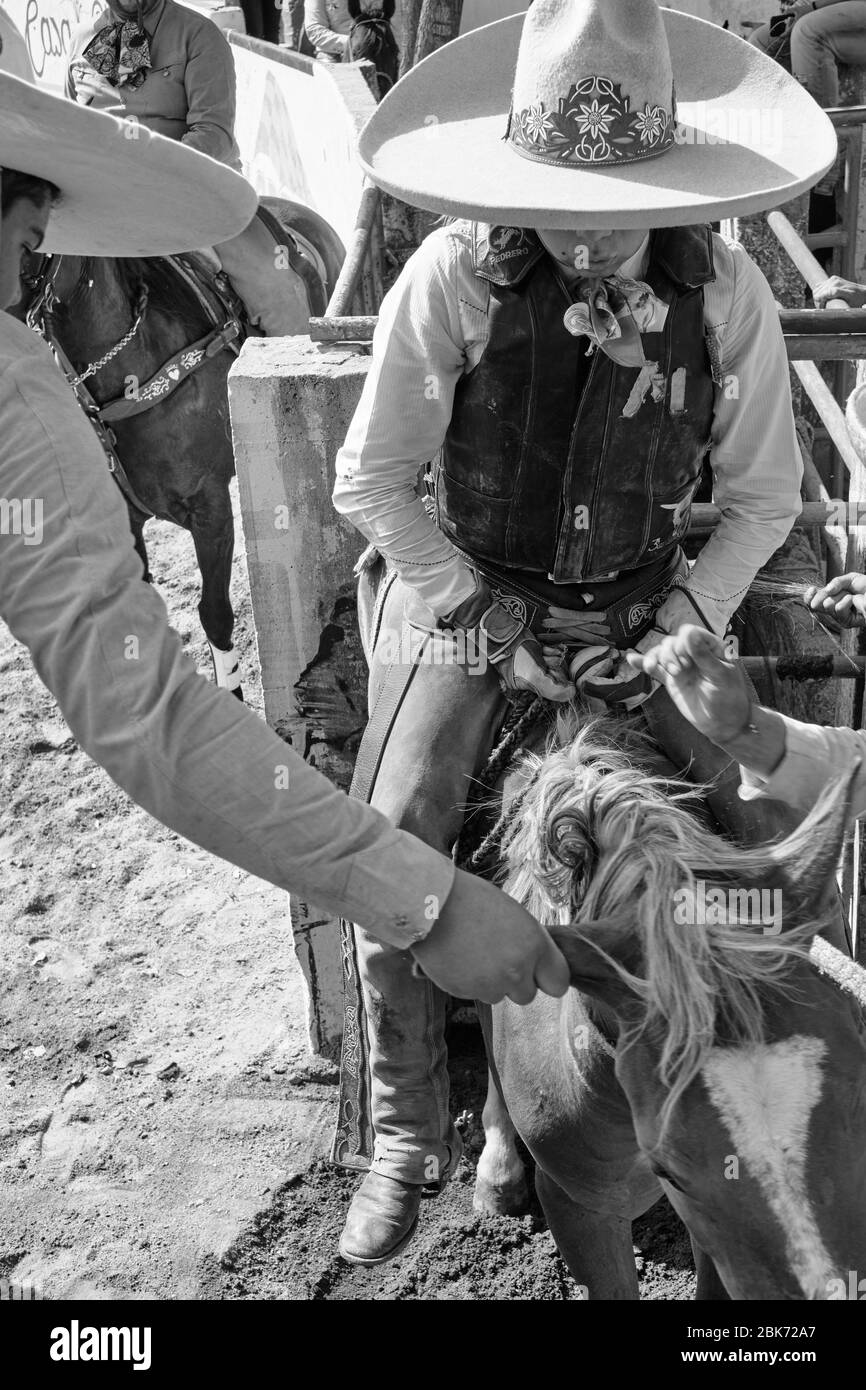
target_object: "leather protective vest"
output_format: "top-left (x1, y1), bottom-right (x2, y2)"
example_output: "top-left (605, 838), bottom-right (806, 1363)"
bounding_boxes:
top-left (433, 223), bottom-right (718, 583)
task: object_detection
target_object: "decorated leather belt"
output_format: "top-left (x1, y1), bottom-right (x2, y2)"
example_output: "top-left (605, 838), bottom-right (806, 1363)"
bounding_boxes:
top-left (468, 549), bottom-right (689, 650)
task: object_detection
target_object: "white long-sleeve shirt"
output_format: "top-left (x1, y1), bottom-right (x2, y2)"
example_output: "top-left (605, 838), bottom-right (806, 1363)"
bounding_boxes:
top-left (333, 222), bottom-right (803, 636)
top-left (740, 715), bottom-right (866, 816)
top-left (304, 0), bottom-right (353, 56)
top-left (0, 312), bottom-right (454, 946)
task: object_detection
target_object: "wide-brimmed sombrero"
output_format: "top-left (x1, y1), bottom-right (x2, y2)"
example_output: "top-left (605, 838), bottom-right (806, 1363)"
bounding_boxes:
top-left (0, 26), bottom-right (257, 255)
top-left (357, 0), bottom-right (837, 229)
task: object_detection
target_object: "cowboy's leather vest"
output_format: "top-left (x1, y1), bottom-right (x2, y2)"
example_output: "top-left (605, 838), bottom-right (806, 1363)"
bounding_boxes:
top-left (432, 223), bottom-right (717, 583)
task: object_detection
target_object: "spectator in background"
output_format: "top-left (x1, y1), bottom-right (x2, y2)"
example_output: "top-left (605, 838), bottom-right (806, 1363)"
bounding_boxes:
top-left (239, 0), bottom-right (281, 45)
top-left (751, 0), bottom-right (866, 108)
top-left (67, 0), bottom-right (240, 166)
top-left (304, 0), bottom-right (353, 59)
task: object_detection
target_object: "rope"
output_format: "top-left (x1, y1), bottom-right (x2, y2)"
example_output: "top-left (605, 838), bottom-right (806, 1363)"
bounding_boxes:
top-left (455, 695), bottom-right (552, 874)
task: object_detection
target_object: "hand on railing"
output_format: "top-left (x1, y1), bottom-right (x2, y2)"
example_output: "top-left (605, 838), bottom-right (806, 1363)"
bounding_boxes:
top-left (813, 276), bottom-right (866, 311)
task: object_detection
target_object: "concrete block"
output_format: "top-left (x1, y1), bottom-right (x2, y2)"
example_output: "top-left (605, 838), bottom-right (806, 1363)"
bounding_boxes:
top-left (228, 337), bottom-right (372, 1056)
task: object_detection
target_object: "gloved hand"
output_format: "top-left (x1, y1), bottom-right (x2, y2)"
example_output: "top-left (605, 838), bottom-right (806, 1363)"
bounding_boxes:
top-left (443, 579), bottom-right (575, 702)
top-left (576, 628), bottom-right (663, 709)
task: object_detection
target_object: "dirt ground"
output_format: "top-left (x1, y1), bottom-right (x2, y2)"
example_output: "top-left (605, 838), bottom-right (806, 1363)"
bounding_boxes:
top-left (0, 487), bottom-right (695, 1301)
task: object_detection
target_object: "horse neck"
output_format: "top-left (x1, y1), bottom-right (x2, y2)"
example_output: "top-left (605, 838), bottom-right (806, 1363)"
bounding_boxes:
top-left (51, 255), bottom-right (197, 406)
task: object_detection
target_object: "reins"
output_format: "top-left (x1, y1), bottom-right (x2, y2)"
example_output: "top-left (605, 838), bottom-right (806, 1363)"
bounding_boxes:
top-left (24, 253), bottom-right (245, 518)
top-left (456, 695), bottom-right (553, 873)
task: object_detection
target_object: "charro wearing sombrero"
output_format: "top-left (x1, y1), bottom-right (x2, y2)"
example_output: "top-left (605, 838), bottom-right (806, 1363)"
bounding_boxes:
top-left (0, 46), bottom-right (569, 1059)
top-left (332, 0), bottom-right (837, 1266)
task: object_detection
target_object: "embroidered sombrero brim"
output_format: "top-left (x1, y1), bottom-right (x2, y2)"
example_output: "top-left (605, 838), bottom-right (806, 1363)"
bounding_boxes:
top-left (357, 9), bottom-right (837, 228)
top-left (0, 70), bottom-right (258, 255)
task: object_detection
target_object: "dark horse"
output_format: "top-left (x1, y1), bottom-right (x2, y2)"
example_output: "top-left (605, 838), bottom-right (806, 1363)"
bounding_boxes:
top-left (473, 706), bottom-right (866, 1299)
top-left (15, 198), bottom-right (344, 697)
top-left (345, 0), bottom-right (399, 98)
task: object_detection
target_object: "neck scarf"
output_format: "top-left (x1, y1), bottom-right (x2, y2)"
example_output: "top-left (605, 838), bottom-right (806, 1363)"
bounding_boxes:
top-left (562, 274), bottom-right (669, 368)
top-left (82, 10), bottom-right (152, 89)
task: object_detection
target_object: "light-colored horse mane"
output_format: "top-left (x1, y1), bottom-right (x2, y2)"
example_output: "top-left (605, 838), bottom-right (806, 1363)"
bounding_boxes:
top-left (499, 707), bottom-right (845, 1128)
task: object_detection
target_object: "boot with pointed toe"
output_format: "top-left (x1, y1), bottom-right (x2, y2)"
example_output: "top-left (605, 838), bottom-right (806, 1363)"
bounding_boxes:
top-left (339, 1171), bottom-right (423, 1266)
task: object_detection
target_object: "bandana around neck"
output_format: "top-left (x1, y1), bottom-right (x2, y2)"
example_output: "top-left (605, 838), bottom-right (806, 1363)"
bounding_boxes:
top-left (82, 13), bottom-right (152, 89)
top-left (562, 273), bottom-right (669, 368)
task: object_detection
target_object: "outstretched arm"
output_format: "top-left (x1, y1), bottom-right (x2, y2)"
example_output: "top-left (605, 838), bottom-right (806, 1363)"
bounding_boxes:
top-left (628, 626), bottom-right (866, 815)
top-left (0, 327), bottom-right (568, 1004)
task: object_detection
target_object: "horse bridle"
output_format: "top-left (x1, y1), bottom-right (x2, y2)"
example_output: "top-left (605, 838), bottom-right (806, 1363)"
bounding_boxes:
top-left (22, 251), bottom-right (243, 519)
top-left (345, 0), bottom-right (397, 94)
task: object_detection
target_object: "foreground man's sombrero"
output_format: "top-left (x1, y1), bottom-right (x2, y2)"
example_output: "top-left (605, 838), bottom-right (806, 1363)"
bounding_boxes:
top-left (357, 0), bottom-right (837, 228)
top-left (0, 10), bottom-right (257, 256)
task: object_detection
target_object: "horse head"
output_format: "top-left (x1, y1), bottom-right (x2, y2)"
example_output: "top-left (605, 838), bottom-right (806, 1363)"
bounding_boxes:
top-left (499, 709), bottom-right (866, 1300)
top-left (345, 0), bottom-right (399, 98)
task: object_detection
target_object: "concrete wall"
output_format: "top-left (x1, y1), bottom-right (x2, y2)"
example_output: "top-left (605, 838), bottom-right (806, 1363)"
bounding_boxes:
top-left (228, 339), bottom-right (373, 1056)
top-left (229, 36), bottom-right (376, 248)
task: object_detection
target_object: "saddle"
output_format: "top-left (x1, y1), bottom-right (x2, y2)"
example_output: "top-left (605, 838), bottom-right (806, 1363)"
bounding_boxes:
top-left (233, 203), bottom-right (328, 323)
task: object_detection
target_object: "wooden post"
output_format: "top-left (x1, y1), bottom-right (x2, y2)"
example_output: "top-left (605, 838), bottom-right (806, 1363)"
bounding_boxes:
top-left (413, 0), bottom-right (464, 65)
top-left (399, 0), bottom-right (423, 77)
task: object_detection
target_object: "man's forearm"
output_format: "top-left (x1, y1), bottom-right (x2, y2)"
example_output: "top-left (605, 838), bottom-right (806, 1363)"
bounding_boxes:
top-left (712, 705), bottom-right (788, 780)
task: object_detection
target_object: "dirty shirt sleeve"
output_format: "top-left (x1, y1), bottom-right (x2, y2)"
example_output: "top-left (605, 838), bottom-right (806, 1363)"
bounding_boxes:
top-left (738, 713), bottom-right (866, 817)
top-left (332, 225), bottom-right (484, 617)
top-left (663, 237), bottom-right (802, 637)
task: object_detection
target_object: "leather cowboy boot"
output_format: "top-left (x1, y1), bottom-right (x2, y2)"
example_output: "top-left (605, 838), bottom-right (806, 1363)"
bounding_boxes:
top-left (339, 1172), bottom-right (423, 1266)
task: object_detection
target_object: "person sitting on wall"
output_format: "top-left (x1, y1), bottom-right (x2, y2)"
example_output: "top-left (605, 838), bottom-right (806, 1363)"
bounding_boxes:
top-left (66, 0), bottom-right (308, 335)
top-left (750, 0), bottom-right (866, 108)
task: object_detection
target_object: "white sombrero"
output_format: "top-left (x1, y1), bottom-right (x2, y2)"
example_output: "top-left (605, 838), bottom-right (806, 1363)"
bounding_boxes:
top-left (358, 0), bottom-right (838, 229)
top-left (0, 23), bottom-right (257, 255)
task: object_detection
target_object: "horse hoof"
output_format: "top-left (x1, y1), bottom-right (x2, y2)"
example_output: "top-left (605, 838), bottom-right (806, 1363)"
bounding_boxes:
top-left (472, 1176), bottom-right (530, 1218)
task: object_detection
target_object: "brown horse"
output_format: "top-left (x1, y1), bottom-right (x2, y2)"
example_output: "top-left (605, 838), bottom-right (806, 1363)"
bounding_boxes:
top-left (15, 197), bottom-right (343, 698)
top-left (474, 708), bottom-right (866, 1300)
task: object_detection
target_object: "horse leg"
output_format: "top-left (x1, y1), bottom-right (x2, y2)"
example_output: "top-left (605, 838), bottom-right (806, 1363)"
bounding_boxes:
top-left (691, 1237), bottom-right (731, 1300)
top-left (473, 1068), bottom-right (530, 1217)
top-left (534, 1167), bottom-right (639, 1300)
top-left (189, 497), bottom-right (242, 700)
top-left (129, 507), bottom-right (151, 583)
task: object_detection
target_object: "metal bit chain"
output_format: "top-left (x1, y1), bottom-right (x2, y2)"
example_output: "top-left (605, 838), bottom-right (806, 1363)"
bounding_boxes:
top-left (68, 286), bottom-right (149, 388)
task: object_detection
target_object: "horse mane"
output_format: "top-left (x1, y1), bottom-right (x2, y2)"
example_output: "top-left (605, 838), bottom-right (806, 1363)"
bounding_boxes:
top-left (70, 254), bottom-right (212, 338)
top-left (498, 707), bottom-right (844, 1131)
